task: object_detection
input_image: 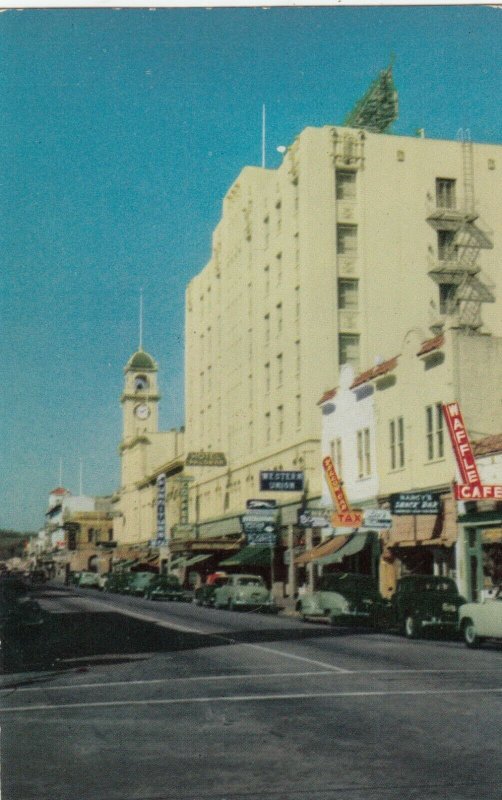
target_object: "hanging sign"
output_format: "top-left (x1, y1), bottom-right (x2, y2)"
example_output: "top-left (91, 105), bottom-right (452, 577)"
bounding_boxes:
top-left (259, 471), bottom-right (304, 491)
top-left (442, 402), bottom-right (481, 487)
top-left (322, 456), bottom-right (350, 514)
top-left (155, 473), bottom-right (167, 545)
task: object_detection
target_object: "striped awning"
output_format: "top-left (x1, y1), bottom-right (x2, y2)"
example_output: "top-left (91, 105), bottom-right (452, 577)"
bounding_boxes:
top-left (295, 536), bottom-right (350, 566)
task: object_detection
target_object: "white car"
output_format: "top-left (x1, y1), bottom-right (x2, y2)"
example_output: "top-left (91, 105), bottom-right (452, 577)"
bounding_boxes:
top-left (459, 589), bottom-right (502, 648)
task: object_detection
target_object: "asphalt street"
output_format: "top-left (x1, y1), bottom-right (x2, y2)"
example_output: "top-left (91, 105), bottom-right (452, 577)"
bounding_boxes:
top-left (1, 585), bottom-right (501, 800)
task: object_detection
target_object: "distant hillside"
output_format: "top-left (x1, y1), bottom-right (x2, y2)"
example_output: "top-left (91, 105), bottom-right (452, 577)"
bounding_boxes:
top-left (0, 529), bottom-right (33, 560)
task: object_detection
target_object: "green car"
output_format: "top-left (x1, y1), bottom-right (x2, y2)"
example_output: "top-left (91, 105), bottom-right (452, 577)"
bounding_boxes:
top-left (124, 571), bottom-right (156, 597)
top-left (296, 573), bottom-right (381, 626)
top-left (104, 572), bottom-right (131, 593)
top-left (213, 574), bottom-right (276, 612)
top-left (145, 574), bottom-right (189, 601)
top-left (382, 575), bottom-right (466, 639)
top-left (78, 571), bottom-right (100, 589)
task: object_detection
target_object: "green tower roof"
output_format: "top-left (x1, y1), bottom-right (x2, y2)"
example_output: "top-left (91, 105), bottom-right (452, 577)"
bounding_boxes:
top-left (126, 350), bottom-right (157, 371)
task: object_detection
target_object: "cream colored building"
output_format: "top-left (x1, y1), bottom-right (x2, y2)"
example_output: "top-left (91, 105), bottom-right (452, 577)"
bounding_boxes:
top-left (113, 349), bottom-right (185, 547)
top-left (319, 325), bottom-right (502, 597)
top-left (185, 124), bottom-right (502, 531)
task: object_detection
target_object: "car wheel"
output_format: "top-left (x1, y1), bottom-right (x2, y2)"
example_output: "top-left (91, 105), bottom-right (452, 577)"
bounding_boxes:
top-left (404, 615), bottom-right (421, 639)
top-left (463, 619), bottom-right (481, 649)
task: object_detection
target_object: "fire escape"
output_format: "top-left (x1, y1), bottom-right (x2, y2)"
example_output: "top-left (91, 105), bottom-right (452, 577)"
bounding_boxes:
top-left (427, 133), bottom-right (494, 331)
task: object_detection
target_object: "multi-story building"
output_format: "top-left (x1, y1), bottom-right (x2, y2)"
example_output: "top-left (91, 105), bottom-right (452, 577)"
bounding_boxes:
top-left (317, 325), bottom-right (502, 599)
top-left (184, 122), bottom-right (502, 540)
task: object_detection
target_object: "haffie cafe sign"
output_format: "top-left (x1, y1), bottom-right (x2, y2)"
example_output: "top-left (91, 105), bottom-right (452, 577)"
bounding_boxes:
top-left (443, 402), bottom-right (502, 500)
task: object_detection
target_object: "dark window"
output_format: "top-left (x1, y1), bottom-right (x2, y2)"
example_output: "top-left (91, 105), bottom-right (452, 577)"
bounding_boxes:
top-left (436, 178), bottom-right (456, 209)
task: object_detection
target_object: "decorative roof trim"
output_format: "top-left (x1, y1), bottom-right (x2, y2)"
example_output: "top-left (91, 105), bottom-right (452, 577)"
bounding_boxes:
top-left (350, 356), bottom-right (399, 389)
top-left (417, 334), bottom-right (445, 357)
top-left (317, 388), bottom-right (337, 406)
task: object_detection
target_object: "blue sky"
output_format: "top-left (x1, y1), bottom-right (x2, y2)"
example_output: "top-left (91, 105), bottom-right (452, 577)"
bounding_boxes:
top-left (1, 6), bottom-right (502, 531)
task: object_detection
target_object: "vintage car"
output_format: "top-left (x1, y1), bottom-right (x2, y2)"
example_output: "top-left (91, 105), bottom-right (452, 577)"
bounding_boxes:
top-left (296, 572), bottom-right (380, 626)
top-left (78, 571), bottom-right (101, 589)
top-left (123, 571), bottom-right (157, 597)
top-left (145, 574), bottom-right (190, 602)
top-left (0, 576), bottom-right (44, 635)
top-left (459, 590), bottom-right (502, 648)
top-left (213, 574), bottom-right (276, 612)
top-left (193, 573), bottom-right (228, 607)
top-left (382, 575), bottom-right (465, 639)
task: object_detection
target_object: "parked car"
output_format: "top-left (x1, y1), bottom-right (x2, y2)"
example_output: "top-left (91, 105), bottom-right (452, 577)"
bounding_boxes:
top-left (78, 571), bottom-right (101, 589)
top-left (124, 571), bottom-right (156, 597)
top-left (459, 589), bottom-right (502, 648)
top-left (381, 575), bottom-right (465, 639)
top-left (0, 576), bottom-right (44, 635)
top-left (97, 573), bottom-right (109, 590)
top-left (103, 572), bottom-right (130, 593)
top-left (213, 574), bottom-right (276, 612)
top-left (194, 573), bottom-right (228, 607)
top-left (145, 574), bottom-right (190, 601)
top-left (296, 572), bottom-right (381, 626)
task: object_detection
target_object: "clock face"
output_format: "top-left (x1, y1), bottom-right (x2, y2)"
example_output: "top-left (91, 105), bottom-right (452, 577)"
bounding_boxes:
top-left (135, 404), bottom-right (150, 420)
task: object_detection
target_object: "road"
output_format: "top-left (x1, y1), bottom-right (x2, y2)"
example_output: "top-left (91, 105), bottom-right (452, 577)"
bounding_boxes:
top-left (1, 584), bottom-right (501, 800)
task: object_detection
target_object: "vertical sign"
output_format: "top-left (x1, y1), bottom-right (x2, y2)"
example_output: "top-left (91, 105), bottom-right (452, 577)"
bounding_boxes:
top-left (155, 473), bottom-right (167, 545)
top-left (442, 403), bottom-right (481, 487)
top-left (322, 456), bottom-right (350, 514)
top-left (179, 477), bottom-right (191, 525)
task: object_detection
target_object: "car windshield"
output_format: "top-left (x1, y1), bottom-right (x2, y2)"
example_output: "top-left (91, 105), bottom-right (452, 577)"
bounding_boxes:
top-left (237, 578), bottom-right (263, 586)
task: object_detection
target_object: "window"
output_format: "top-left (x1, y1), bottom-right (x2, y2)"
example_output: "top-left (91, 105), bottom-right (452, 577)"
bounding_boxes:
top-left (389, 417), bottom-right (405, 470)
top-left (336, 171), bottom-right (356, 201)
top-left (277, 405), bottom-right (284, 439)
top-left (276, 252), bottom-right (282, 284)
top-left (88, 528), bottom-right (94, 544)
top-left (276, 303), bottom-right (283, 333)
top-left (426, 403), bottom-right (444, 460)
top-left (264, 265), bottom-right (270, 295)
top-left (264, 362), bottom-right (270, 393)
top-left (249, 420), bottom-right (254, 451)
top-left (264, 216), bottom-right (270, 248)
top-left (436, 178), bottom-right (456, 209)
top-left (338, 278), bottom-right (359, 309)
top-left (295, 340), bottom-right (301, 376)
top-left (295, 286), bottom-right (300, 320)
top-left (330, 437), bottom-right (343, 476)
top-left (265, 412), bottom-right (271, 444)
top-left (439, 283), bottom-right (458, 315)
top-left (134, 375), bottom-right (148, 392)
top-left (337, 224), bottom-right (357, 255)
top-left (276, 200), bottom-right (282, 233)
top-left (296, 394), bottom-right (301, 429)
top-left (437, 230), bottom-right (456, 261)
top-left (264, 313), bottom-right (270, 345)
top-left (357, 428), bottom-right (371, 478)
top-left (276, 353), bottom-right (283, 387)
top-left (339, 333), bottom-right (360, 371)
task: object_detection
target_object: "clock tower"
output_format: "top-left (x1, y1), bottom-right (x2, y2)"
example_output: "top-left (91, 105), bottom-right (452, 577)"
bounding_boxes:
top-left (120, 348), bottom-right (160, 445)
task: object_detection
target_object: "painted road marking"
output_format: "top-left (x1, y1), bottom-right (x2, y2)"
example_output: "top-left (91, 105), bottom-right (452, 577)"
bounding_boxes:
top-left (2, 667), bottom-right (500, 695)
top-left (2, 686), bottom-right (502, 713)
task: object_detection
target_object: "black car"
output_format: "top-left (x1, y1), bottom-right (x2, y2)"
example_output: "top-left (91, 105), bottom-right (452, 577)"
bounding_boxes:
top-left (145, 575), bottom-right (191, 602)
top-left (0, 576), bottom-right (44, 636)
top-left (380, 575), bottom-right (465, 639)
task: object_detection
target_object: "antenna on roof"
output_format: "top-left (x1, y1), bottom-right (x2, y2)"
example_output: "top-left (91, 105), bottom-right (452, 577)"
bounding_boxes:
top-left (79, 457), bottom-right (83, 495)
top-left (59, 458), bottom-right (63, 488)
top-left (139, 288), bottom-right (144, 351)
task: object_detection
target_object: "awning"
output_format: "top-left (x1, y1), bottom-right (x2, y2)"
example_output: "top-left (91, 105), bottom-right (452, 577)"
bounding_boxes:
top-left (317, 533), bottom-right (369, 565)
top-left (183, 554), bottom-right (213, 568)
top-left (220, 545), bottom-right (272, 568)
top-left (295, 536), bottom-right (350, 566)
top-left (170, 557), bottom-right (187, 569)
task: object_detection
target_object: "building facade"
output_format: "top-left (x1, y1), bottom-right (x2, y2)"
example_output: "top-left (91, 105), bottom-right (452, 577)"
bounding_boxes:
top-left (184, 124), bottom-right (502, 535)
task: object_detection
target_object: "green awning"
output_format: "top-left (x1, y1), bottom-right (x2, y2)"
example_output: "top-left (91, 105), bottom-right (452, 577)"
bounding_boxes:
top-left (183, 554), bottom-right (212, 568)
top-left (220, 545), bottom-right (272, 568)
top-left (170, 557), bottom-right (187, 569)
top-left (317, 533), bottom-right (369, 566)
